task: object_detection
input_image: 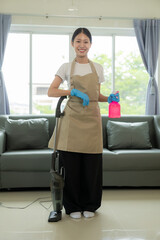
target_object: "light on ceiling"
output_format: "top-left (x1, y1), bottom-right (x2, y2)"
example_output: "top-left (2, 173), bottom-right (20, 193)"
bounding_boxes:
top-left (68, 0), bottom-right (78, 12)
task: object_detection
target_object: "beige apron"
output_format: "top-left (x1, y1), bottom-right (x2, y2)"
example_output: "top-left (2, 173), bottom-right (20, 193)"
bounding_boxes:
top-left (48, 59), bottom-right (103, 154)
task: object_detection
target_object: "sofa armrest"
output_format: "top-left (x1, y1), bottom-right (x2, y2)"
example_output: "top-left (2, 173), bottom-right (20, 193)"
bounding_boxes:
top-left (0, 130), bottom-right (6, 154)
top-left (154, 116), bottom-right (160, 148)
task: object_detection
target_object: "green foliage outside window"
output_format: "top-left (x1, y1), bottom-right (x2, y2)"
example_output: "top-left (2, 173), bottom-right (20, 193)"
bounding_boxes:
top-left (92, 51), bottom-right (148, 115)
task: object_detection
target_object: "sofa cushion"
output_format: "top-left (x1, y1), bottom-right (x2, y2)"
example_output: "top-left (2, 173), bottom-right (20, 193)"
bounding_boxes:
top-left (5, 118), bottom-right (49, 150)
top-left (1, 149), bottom-right (52, 171)
top-left (103, 148), bottom-right (160, 171)
top-left (107, 120), bottom-right (152, 150)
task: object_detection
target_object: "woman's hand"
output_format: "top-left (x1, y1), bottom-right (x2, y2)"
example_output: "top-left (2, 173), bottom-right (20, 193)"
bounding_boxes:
top-left (71, 89), bottom-right (89, 106)
top-left (108, 92), bottom-right (120, 103)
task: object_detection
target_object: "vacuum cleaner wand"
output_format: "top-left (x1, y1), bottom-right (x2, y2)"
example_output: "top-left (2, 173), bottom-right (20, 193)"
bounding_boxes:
top-left (48, 96), bottom-right (67, 222)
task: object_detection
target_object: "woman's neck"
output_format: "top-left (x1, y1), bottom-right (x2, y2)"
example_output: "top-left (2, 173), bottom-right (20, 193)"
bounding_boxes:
top-left (75, 56), bottom-right (89, 64)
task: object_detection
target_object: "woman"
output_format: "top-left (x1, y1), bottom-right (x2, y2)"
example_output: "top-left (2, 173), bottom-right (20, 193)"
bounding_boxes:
top-left (48, 28), bottom-right (117, 219)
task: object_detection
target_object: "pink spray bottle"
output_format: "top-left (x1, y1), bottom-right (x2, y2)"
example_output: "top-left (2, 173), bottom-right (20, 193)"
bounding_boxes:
top-left (108, 91), bottom-right (121, 118)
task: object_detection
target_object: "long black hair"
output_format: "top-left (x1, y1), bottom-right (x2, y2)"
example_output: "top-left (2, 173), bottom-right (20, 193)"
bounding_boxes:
top-left (71, 28), bottom-right (92, 43)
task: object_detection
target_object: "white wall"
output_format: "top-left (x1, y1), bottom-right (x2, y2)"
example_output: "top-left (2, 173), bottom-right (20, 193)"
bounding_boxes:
top-left (0, 0), bottom-right (160, 28)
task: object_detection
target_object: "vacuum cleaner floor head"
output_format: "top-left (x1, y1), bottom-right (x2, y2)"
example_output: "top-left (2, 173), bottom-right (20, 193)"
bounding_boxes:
top-left (48, 211), bottom-right (62, 222)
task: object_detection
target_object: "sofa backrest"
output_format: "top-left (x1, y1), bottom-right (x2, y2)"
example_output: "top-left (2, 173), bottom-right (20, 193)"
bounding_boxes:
top-left (0, 115), bottom-right (157, 149)
top-left (0, 116), bottom-right (8, 131)
top-left (154, 115), bottom-right (160, 148)
top-left (102, 115), bottom-right (156, 148)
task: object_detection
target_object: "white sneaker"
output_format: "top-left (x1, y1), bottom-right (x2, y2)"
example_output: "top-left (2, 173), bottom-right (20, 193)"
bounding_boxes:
top-left (70, 212), bottom-right (81, 219)
top-left (83, 211), bottom-right (95, 218)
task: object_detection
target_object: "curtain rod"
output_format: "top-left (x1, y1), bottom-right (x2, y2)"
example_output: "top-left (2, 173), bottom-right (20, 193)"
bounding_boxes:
top-left (1, 12), bottom-right (140, 21)
top-left (1, 12), bottom-right (158, 21)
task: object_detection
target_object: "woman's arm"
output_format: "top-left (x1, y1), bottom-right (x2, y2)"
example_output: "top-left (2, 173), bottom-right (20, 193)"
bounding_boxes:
top-left (98, 84), bottom-right (108, 102)
top-left (48, 75), bottom-right (71, 97)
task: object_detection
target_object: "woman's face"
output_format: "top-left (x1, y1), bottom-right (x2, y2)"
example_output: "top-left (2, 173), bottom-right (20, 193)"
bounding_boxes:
top-left (72, 32), bottom-right (92, 59)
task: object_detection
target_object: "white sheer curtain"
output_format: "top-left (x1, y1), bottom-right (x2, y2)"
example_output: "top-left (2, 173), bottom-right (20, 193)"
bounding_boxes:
top-left (0, 14), bottom-right (11, 115)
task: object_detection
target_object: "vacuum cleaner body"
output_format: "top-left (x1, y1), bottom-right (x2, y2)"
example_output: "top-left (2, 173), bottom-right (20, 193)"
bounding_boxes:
top-left (50, 169), bottom-right (64, 213)
top-left (48, 96), bottom-right (66, 222)
top-left (48, 168), bottom-right (64, 222)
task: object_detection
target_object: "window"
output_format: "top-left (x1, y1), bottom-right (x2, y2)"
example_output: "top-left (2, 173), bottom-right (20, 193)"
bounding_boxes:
top-left (3, 33), bottom-right (30, 114)
top-left (32, 34), bottom-right (69, 114)
top-left (88, 35), bottom-right (148, 115)
top-left (115, 36), bottom-right (148, 115)
top-left (3, 32), bottom-right (69, 114)
top-left (3, 27), bottom-right (148, 115)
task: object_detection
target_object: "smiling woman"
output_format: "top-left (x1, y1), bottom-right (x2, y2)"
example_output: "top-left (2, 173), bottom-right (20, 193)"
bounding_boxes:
top-left (47, 27), bottom-right (110, 220)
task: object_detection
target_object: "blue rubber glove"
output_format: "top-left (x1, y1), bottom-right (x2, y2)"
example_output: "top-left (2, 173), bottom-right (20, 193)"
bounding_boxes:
top-left (71, 89), bottom-right (89, 106)
top-left (108, 92), bottom-right (120, 103)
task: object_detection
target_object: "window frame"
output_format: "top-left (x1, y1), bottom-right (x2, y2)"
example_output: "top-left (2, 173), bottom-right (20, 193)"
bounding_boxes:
top-left (8, 25), bottom-right (158, 114)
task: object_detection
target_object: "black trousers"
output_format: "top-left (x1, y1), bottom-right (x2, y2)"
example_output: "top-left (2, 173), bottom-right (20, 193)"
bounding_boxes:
top-left (59, 151), bottom-right (102, 215)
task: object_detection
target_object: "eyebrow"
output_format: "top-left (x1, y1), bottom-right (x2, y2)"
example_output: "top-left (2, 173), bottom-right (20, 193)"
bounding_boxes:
top-left (76, 38), bottom-right (89, 41)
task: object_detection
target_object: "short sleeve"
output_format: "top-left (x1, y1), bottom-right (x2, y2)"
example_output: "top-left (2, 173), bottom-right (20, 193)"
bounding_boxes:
top-left (55, 63), bottom-right (68, 83)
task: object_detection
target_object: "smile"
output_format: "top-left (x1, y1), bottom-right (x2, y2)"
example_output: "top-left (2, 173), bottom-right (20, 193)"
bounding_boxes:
top-left (78, 49), bottom-right (86, 53)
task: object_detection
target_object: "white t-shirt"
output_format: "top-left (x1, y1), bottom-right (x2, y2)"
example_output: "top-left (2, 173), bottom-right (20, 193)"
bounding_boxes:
top-left (56, 61), bottom-right (105, 88)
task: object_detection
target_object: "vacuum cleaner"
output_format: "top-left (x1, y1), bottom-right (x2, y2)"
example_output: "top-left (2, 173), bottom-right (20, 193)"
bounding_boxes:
top-left (48, 96), bottom-right (67, 222)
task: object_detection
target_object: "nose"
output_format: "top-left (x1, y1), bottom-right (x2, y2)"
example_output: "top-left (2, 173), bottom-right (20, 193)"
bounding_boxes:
top-left (79, 42), bottom-right (85, 48)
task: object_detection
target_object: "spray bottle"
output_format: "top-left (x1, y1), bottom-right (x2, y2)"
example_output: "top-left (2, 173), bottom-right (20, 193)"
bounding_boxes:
top-left (108, 91), bottom-right (121, 118)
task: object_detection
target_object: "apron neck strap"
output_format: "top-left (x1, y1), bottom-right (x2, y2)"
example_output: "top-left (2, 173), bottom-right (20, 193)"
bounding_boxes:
top-left (70, 59), bottom-right (76, 77)
top-left (88, 60), bottom-right (98, 76)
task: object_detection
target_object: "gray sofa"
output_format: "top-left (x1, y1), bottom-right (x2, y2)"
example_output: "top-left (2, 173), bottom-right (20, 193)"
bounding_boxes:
top-left (0, 114), bottom-right (160, 189)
